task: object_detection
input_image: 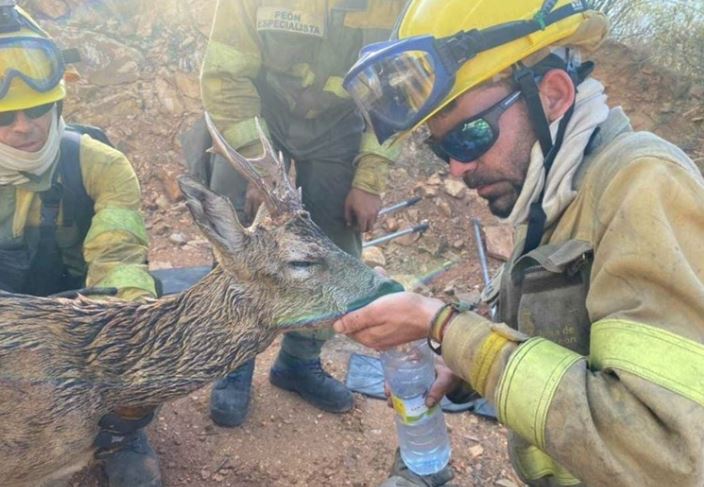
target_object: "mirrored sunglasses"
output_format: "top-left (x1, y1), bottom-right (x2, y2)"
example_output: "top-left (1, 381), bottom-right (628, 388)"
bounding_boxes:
top-left (426, 90), bottom-right (522, 163)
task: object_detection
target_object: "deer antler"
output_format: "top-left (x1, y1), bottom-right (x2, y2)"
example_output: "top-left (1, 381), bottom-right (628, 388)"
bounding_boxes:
top-left (204, 112), bottom-right (303, 221)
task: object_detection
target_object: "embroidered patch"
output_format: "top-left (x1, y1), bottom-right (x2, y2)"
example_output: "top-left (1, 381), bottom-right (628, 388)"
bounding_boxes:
top-left (256, 7), bottom-right (325, 37)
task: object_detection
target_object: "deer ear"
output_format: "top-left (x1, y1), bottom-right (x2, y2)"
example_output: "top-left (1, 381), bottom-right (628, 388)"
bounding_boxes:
top-left (179, 176), bottom-right (247, 253)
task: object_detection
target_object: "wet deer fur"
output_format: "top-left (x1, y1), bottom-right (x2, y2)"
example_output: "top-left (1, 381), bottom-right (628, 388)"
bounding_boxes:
top-left (0, 116), bottom-right (394, 487)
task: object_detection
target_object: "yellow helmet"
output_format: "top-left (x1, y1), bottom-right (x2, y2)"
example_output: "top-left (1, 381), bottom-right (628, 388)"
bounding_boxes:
top-left (343, 0), bottom-right (608, 143)
top-left (0, 5), bottom-right (66, 112)
top-left (398, 0), bottom-right (609, 126)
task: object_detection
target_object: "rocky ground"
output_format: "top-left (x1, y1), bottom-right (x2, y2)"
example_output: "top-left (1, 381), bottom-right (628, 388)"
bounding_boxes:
top-left (18, 0), bottom-right (704, 485)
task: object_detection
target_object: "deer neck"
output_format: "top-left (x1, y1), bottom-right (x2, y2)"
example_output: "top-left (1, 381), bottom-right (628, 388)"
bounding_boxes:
top-left (91, 267), bottom-right (276, 409)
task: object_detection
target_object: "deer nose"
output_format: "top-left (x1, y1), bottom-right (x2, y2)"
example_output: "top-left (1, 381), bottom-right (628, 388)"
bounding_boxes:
top-left (376, 278), bottom-right (405, 297)
top-left (345, 278), bottom-right (404, 313)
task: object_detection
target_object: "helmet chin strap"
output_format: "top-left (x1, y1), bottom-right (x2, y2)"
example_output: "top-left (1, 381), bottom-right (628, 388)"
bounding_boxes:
top-left (513, 62), bottom-right (575, 255)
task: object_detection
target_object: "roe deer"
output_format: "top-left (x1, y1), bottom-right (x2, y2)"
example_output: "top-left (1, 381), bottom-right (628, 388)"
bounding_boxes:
top-left (0, 115), bottom-right (400, 487)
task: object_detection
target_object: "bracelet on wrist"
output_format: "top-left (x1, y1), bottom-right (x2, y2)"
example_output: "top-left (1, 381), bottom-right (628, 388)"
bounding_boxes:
top-left (427, 302), bottom-right (460, 355)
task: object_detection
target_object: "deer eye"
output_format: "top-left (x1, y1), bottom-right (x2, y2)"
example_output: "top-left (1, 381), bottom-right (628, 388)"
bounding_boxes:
top-left (288, 260), bottom-right (318, 269)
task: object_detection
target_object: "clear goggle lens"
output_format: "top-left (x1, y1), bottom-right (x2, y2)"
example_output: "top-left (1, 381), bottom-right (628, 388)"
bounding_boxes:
top-left (0, 37), bottom-right (63, 98)
top-left (346, 49), bottom-right (437, 131)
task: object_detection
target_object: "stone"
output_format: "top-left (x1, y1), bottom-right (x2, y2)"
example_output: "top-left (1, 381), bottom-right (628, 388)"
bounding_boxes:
top-left (419, 236), bottom-right (448, 257)
top-left (394, 232), bottom-right (421, 247)
top-left (419, 184), bottom-right (438, 198)
top-left (56, 30), bottom-right (146, 86)
top-left (169, 233), bottom-right (188, 246)
top-left (383, 218), bottom-right (400, 232)
top-left (155, 78), bottom-right (186, 114)
top-left (427, 173), bottom-right (443, 186)
top-left (362, 246), bottom-right (386, 268)
top-left (444, 179), bottom-right (467, 199)
top-left (468, 444), bottom-right (484, 458)
top-left (436, 199), bottom-right (452, 217)
top-left (483, 224), bottom-right (515, 261)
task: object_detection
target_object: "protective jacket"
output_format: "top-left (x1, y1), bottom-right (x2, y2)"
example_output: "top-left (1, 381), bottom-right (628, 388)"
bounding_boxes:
top-left (440, 108), bottom-right (704, 486)
top-left (200, 0), bottom-right (405, 195)
top-left (0, 134), bottom-right (155, 300)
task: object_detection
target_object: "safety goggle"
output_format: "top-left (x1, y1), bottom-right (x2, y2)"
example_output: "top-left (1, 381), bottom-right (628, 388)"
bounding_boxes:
top-left (343, 0), bottom-right (589, 143)
top-left (0, 101), bottom-right (54, 126)
top-left (344, 35), bottom-right (458, 144)
top-left (427, 90), bottom-right (522, 164)
top-left (0, 36), bottom-right (65, 100)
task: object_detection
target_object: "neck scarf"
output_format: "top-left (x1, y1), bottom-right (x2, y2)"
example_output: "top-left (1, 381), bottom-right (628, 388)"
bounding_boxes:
top-left (505, 78), bottom-right (610, 227)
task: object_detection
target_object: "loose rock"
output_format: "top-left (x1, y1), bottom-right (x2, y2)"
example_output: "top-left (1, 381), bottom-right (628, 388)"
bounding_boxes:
top-left (362, 246), bottom-right (386, 268)
top-left (444, 179), bottom-right (467, 199)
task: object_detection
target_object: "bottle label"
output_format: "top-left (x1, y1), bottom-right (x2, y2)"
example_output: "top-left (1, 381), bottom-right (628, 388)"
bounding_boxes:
top-left (391, 394), bottom-right (438, 425)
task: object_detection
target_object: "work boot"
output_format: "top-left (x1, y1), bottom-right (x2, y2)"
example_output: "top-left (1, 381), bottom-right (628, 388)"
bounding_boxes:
top-left (379, 449), bottom-right (454, 487)
top-left (209, 359), bottom-right (256, 427)
top-left (102, 429), bottom-right (162, 487)
top-left (269, 349), bottom-right (353, 413)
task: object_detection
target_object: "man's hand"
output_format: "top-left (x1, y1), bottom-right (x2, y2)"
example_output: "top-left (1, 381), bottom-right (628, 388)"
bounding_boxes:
top-left (344, 187), bottom-right (382, 233)
top-left (244, 185), bottom-right (265, 223)
top-left (382, 357), bottom-right (463, 409)
top-left (427, 357), bottom-right (463, 408)
top-left (333, 292), bottom-right (444, 350)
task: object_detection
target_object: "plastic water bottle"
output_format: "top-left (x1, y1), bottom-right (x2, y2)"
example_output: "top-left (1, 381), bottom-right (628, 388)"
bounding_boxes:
top-left (381, 340), bottom-right (451, 475)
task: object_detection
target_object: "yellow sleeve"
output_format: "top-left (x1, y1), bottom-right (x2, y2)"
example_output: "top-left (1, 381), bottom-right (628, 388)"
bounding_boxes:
top-left (493, 157), bottom-right (704, 486)
top-left (200, 0), bottom-right (269, 150)
top-left (352, 130), bottom-right (401, 194)
top-left (79, 137), bottom-right (156, 300)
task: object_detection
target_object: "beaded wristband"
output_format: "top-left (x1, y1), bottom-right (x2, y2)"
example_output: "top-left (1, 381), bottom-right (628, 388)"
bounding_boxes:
top-left (427, 302), bottom-right (460, 355)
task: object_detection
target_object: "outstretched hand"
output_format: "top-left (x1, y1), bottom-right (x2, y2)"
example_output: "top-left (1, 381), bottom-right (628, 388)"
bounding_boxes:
top-left (333, 292), bottom-right (445, 350)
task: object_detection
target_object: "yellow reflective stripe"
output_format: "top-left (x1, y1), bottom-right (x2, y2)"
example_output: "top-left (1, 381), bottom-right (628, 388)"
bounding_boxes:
top-left (85, 207), bottom-right (148, 245)
top-left (97, 264), bottom-right (156, 296)
top-left (470, 332), bottom-right (510, 396)
top-left (515, 445), bottom-right (581, 485)
top-left (497, 338), bottom-right (582, 450)
top-left (590, 319), bottom-right (704, 407)
top-left (322, 76), bottom-right (349, 98)
top-left (203, 40), bottom-right (260, 78)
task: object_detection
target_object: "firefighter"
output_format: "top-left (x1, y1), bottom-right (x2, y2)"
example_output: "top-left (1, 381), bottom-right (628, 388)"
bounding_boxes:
top-left (336, 1), bottom-right (704, 485)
